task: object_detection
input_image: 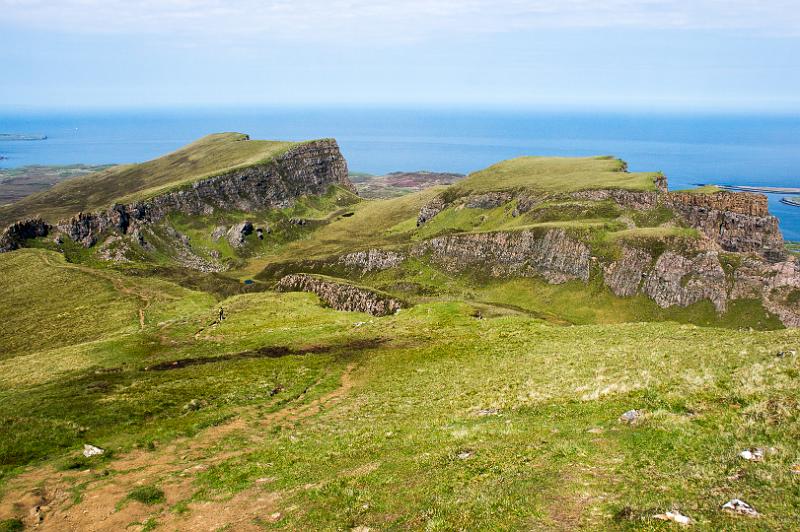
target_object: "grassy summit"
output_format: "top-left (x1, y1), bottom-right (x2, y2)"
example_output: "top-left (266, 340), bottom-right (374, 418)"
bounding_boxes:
top-left (453, 155), bottom-right (661, 194)
top-left (0, 133), bottom-right (294, 226)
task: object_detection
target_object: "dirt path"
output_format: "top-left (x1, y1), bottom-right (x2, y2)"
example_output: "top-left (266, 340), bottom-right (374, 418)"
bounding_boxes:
top-left (0, 363), bottom-right (359, 531)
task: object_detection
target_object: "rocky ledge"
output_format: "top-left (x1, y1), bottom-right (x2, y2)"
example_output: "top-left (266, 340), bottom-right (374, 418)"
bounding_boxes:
top-left (277, 274), bottom-right (403, 316)
top-left (0, 139), bottom-right (353, 252)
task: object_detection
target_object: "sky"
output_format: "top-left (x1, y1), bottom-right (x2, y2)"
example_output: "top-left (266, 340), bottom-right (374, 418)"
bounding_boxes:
top-left (2, 0), bottom-right (800, 111)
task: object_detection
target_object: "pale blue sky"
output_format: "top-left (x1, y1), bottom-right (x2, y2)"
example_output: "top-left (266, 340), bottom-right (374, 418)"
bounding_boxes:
top-left (2, 0), bottom-right (799, 110)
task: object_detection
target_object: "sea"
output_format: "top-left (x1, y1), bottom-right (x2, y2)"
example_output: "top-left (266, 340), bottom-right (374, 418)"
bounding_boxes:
top-left (1, 107), bottom-right (798, 240)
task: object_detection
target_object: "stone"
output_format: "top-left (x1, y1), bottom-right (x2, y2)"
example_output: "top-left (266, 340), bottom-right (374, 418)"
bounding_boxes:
top-left (653, 510), bottom-right (692, 525)
top-left (227, 221), bottom-right (254, 248)
top-left (464, 192), bottom-right (512, 209)
top-left (183, 399), bottom-right (204, 412)
top-left (721, 498), bottom-right (758, 517)
top-left (417, 196), bottom-right (447, 226)
top-left (739, 448), bottom-right (764, 462)
top-left (412, 228), bottom-right (591, 283)
top-left (457, 450), bottom-right (473, 460)
top-left (83, 444), bottom-right (104, 458)
top-left (476, 408), bottom-right (499, 416)
top-left (619, 410), bottom-right (641, 424)
top-left (338, 249), bottom-right (405, 273)
top-left (211, 225), bottom-right (227, 241)
top-left (0, 218), bottom-right (51, 252)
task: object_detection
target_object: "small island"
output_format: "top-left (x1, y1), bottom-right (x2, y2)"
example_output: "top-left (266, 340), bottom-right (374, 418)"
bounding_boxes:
top-left (0, 133), bottom-right (48, 141)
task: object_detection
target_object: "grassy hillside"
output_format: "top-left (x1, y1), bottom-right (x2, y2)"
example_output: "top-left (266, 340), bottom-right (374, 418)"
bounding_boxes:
top-left (0, 133), bottom-right (294, 226)
top-left (0, 164), bottom-right (112, 206)
top-left (1, 250), bottom-right (799, 529)
top-left (2, 142), bottom-right (799, 529)
top-left (451, 156), bottom-right (661, 195)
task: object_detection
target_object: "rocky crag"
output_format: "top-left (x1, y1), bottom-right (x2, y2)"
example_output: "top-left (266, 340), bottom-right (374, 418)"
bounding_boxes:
top-left (277, 274), bottom-right (403, 316)
top-left (0, 139), bottom-right (352, 253)
top-left (409, 175), bottom-right (799, 326)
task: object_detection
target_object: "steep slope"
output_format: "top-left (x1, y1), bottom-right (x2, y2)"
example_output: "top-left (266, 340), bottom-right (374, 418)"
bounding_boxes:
top-left (0, 133), bottom-right (295, 226)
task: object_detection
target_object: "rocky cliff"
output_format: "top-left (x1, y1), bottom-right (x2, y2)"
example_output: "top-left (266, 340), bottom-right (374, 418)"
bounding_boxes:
top-left (409, 171), bottom-right (797, 325)
top-left (417, 179), bottom-right (784, 260)
top-left (412, 229), bottom-right (591, 283)
top-left (0, 218), bottom-right (51, 252)
top-left (663, 192), bottom-right (785, 261)
top-left (1, 139), bottom-right (353, 250)
top-left (603, 244), bottom-right (800, 326)
top-left (277, 274), bottom-right (403, 316)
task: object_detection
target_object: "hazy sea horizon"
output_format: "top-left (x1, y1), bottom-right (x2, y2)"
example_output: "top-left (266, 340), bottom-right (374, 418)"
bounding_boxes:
top-left (1, 107), bottom-right (798, 240)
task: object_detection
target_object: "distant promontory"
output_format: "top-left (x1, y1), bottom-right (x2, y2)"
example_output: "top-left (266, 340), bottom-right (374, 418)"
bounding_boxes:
top-left (0, 134), bottom-right (48, 141)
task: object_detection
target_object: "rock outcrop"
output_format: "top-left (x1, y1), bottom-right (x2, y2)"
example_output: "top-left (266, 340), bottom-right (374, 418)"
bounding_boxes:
top-left (413, 229), bottom-right (591, 283)
top-left (277, 274), bottom-right (403, 316)
top-left (227, 222), bottom-right (254, 248)
top-left (664, 192), bottom-right (785, 261)
top-left (602, 244), bottom-right (800, 324)
top-left (1, 139), bottom-right (353, 252)
top-left (0, 218), bottom-right (51, 252)
top-left (415, 172), bottom-right (783, 261)
top-left (338, 249), bottom-right (405, 273)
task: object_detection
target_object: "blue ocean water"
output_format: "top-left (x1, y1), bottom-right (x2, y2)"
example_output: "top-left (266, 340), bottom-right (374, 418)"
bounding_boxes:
top-left (1, 107), bottom-right (798, 239)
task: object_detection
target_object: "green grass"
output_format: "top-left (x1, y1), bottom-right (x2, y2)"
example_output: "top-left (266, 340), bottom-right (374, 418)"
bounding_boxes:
top-left (126, 486), bottom-right (166, 506)
top-left (0, 133), bottom-right (297, 226)
top-left (1, 248), bottom-right (799, 528)
top-left (673, 185), bottom-right (724, 194)
top-left (0, 519), bottom-right (23, 532)
top-left (451, 156), bottom-right (661, 195)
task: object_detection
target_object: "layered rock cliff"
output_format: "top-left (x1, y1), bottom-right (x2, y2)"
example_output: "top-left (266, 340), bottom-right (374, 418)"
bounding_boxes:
top-left (409, 171), bottom-right (797, 325)
top-left (1, 139), bottom-right (353, 250)
top-left (663, 192), bottom-right (785, 261)
top-left (412, 229), bottom-right (591, 283)
top-left (417, 179), bottom-right (784, 260)
top-left (277, 274), bottom-right (403, 316)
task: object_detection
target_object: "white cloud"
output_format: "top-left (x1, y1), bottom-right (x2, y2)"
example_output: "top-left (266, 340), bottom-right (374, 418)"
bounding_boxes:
top-left (2, 0), bottom-right (799, 42)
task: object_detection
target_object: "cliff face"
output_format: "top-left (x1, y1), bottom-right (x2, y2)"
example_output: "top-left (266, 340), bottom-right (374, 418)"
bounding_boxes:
top-left (0, 218), bottom-right (51, 252)
top-left (413, 229), bottom-right (591, 283)
top-left (418, 185), bottom-right (784, 260)
top-left (663, 192), bottom-right (785, 261)
top-left (2, 139), bottom-right (353, 250)
top-left (277, 274), bottom-right (403, 316)
top-left (408, 171), bottom-right (797, 325)
top-left (603, 245), bottom-right (800, 325)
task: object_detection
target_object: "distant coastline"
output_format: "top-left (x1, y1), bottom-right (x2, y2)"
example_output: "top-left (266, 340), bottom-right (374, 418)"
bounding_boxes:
top-left (0, 134), bottom-right (48, 141)
top-left (702, 183), bottom-right (800, 195)
top-left (782, 197), bottom-right (800, 208)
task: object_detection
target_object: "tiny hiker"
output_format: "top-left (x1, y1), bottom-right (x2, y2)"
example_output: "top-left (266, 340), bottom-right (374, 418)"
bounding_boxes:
top-left (218, 307), bottom-right (225, 322)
